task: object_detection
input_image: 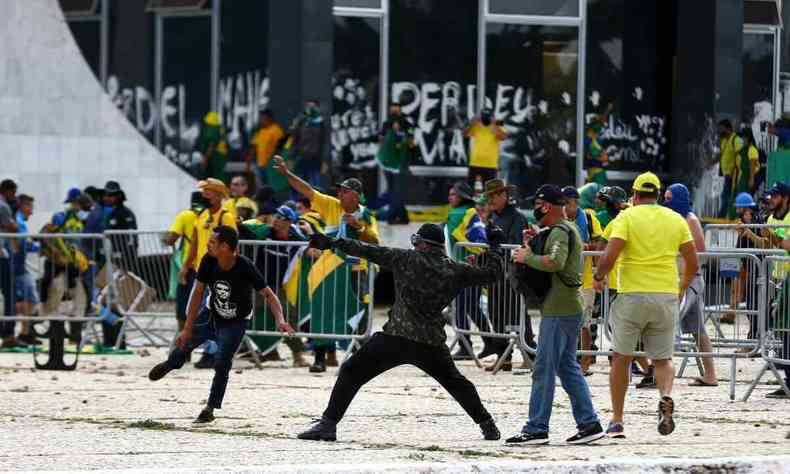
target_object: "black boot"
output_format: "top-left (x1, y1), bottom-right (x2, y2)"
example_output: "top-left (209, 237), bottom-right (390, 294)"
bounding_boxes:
top-left (310, 348), bottom-right (327, 373)
top-left (452, 338), bottom-right (474, 361)
top-left (297, 417), bottom-right (337, 441)
top-left (148, 362), bottom-right (173, 381)
top-left (194, 406), bottom-right (215, 424)
top-left (479, 418), bottom-right (501, 440)
top-left (194, 352), bottom-right (215, 369)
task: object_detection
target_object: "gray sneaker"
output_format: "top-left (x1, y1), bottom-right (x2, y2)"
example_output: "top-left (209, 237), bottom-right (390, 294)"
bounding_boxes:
top-left (606, 421), bottom-right (626, 439)
top-left (657, 396), bottom-right (675, 436)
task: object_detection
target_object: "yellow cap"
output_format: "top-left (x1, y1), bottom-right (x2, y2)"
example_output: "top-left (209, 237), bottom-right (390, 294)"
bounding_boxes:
top-left (234, 196), bottom-right (258, 214)
top-left (632, 172), bottom-right (661, 193)
top-left (204, 111), bottom-right (221, 126)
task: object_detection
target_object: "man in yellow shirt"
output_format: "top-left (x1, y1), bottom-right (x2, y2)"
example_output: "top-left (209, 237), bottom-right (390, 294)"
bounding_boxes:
top-left (593, 172), bottom-right (698, 438)
top-left (718, 119), bottom-right (743, 217)
top-left (163, 192), bottom-right (206, 331)
top-left (247, 109), bottom-right (285, 190)
top-left (180, 178), bottom-right (238, 369)
top-left (464, 109), bottom-right (507, 185)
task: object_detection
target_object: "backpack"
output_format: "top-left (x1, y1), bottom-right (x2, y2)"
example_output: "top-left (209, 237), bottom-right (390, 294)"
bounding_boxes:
top-left (508, 223), bottom-right (581, 305)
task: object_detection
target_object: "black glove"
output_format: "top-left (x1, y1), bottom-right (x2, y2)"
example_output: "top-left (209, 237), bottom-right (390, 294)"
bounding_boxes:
top-left (309, 233), bottom-right (335, 251)
top-left (485, 224), bottom-right (506, 250)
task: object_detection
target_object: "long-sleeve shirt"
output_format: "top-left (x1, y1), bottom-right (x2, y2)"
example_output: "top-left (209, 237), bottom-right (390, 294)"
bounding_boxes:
top-left (522, 221), bottom-right (583, 316)
top-left (491, 203), bottom-right (527, 245)
top-left (335, 238), bottom-right (504, 346)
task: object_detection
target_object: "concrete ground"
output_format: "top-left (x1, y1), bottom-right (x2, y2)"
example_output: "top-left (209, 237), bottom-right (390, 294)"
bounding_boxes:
top-left (2, 312), bottom-right (790, 473)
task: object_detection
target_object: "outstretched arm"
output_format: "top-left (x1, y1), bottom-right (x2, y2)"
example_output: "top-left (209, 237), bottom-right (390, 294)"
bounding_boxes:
top-left (456, 251), bottom-right (504, 287)
top-left (272, 155), bottom-right (315, 200)
top-left (333, 238), bottom-right (408, 269)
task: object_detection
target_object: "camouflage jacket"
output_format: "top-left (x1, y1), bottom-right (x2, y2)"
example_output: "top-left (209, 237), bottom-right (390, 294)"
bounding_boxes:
top-left (335, 238), bottom-right (504, 347)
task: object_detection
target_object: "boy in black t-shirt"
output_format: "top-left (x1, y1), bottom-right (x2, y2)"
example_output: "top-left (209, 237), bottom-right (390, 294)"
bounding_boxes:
top-left (149, 226), bottom-right (294, 423)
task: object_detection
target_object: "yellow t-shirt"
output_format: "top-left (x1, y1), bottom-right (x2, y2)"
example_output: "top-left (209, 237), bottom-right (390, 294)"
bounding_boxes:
top-left (168, 210), bottom-right (198, 265)
top-left (579, 209), bottom-right (603, 289)
top-left (601, 220), bottom-right (621, 291)
top-left (251, 123), bottom-right (285, 167)
top-left (193, 207), bottom-right (238, 270)
top-left (607, 204), bottom-right (693, 294)
top-left (468, 123), bottom-right (503, 169)
top-left (310, 191), bottom-right (379, 243)
top-left (768, 212), bottom-right (790, 278)
top-left (720, 134), bottom-right (743, 177)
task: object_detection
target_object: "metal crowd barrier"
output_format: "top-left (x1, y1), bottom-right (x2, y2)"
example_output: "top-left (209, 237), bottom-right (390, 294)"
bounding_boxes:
top-left (240, 240), bottom-right (375, 358)
top-left (705, 223), bottom-right (790, 250)
top-left (0, 232), bottom-right (114, 355)
top-left (102, 230), bottom-right (179, 348)
top-left (742, 255), bottom-right (790, 401)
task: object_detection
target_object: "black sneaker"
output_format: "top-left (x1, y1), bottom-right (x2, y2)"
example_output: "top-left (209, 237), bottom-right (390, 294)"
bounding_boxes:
top-left (635, 375), bottom-right (656, 389)
top-left (605, 421), bottom-right (626, 439)
top-left (476, 346), bottom-right (497, 360)
top-left (297, 417), bottom-right (337, 441)
top-left (479, 418), bottom-right (501, 441)
top-left (148, 362), bottom-right (173, 381)
top-left (194, 407), bottom-right (215, 424)
top-left (765, 388), bottom-right (790, 399)
top-left (657, 396), bottom-right (675, 436)
top-left (309, 361), bottom-right (326, 373)
top-left (452, 346), bottom-right (474, 361)
top-left (194, 353), bottom-right (215, 369)
top-left (566, 422), bottom-right (605, 445)
top-left (504, 432), bottom-right (549, 445)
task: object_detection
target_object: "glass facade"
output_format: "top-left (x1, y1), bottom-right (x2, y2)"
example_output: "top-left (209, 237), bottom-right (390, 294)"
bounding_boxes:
top-left (486, 23), bottom-right (578, 193)
top-left (68, 21), bottom-right (101, 80)
top-left (488, 0), bottom-right (579, 17)
top-left (742, 32), bottom-right (776, 151)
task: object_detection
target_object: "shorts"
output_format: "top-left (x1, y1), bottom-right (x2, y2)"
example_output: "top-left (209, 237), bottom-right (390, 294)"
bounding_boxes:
top-left (679, 276), bottom-right (706, 336)
top-left (610, 292), bottom-right (678, 360)
top-left (581, 289), bottom-right (596, 327)
top-left (14, 273), bottom-right (40, 305)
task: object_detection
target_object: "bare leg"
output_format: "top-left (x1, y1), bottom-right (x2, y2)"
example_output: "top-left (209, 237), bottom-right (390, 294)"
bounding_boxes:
top-left (636, 357), bottom-right (652, 372)
top-left (695, 334), bottom-right (718, 384)
top-left (610, 352), bottom-right (632, 423)
top-left (654, 358), bottom-right (674, 397)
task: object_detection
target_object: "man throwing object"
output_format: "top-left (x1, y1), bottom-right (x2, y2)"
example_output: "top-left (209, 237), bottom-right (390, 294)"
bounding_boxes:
top-left (149, 226), bottom-right (294, 423)
top-left (298, 223), bottom-right (506, 442)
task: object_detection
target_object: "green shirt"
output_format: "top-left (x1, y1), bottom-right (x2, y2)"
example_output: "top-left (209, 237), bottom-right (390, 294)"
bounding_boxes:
top-left (524, 221), bottom-right (583, 317)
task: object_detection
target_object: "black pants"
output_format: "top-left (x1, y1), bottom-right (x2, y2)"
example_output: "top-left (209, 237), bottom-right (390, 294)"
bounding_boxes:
top-left (489, 283), bottom-right (535, 355)
top-left (323, 332), bottom-right (491, 424)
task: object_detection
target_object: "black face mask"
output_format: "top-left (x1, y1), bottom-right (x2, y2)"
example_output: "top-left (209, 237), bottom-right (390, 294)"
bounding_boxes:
top-left (533, 205), bottom-right (547, 223)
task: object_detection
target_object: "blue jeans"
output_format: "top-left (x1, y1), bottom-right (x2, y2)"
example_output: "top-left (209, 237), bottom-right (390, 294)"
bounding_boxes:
top-left (166, 311), bottom-right (247, 409)
top-left (719, 176), bottom-right (732, 218)
top-left (523, 315), bottom-right (599, 434)
top-left (0, 257), bottom-right (15, 337)
top-left (385, 170), bottom-right (409, 223)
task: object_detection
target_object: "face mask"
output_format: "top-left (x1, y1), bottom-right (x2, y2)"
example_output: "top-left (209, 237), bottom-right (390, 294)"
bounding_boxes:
top-left (533, 205), bottom-right (547, 223)
top-left (77, 210), bottom-right (90, 221)
top-left (305, 105), bottom-right (318, 116)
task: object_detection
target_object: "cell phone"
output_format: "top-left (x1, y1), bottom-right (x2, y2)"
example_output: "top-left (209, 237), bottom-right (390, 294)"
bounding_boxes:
top-left (761, 121), bottom-right (769, 132)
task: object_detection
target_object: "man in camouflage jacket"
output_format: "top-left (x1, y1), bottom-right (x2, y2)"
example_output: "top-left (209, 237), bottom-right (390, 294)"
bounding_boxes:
top-left (298, 223), bottom-right (505, 442)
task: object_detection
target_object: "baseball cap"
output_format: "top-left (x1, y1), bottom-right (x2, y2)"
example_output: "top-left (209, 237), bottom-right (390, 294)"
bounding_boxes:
top-left (530, 184), bottom-right (566, 206)
top-left (632, 172), bottom-right (661, 193)
top-left (275, 205), bottom-right (299, 222)
top-left (561, 186), bottom-right (580, 200)
top-left (337, 178), bottom-right (363, 195)
top-left (63, 187), bottom-right (81, 204)
top-left (767, 181), bottom-right (790, 197)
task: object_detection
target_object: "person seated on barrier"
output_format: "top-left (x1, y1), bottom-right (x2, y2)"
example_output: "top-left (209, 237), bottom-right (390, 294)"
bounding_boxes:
top-left (504, 185), bottom-right (604, 446)
top-left (298, 223), bottom-right (505, 442)
top-left (180, 179), bottom-right (237, 369)
top-left (163, 192), bottom-right (207, 333)
top-left (238, 205), bottom-right (310, 369)
top-left (148, 225), bottom-right (294, 423)
top-left (593, 172), bottom-right (698, 439)
top-left (664, 184), bottom-right (718, 387)
top-left (562, 186), bottom-right (603, 376)
top-left (445, 181), bottom-right (491, 362)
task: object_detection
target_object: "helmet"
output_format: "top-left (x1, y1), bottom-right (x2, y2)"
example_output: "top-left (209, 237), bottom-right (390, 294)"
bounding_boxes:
top-left (734, 192), bottom-right (757, 209)
top-left (597, 186), bottom-right (628, 206)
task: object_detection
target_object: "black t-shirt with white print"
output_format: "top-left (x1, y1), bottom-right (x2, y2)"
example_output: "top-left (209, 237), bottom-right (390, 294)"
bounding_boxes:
top-left (197, 254), bottom-right (268, 323)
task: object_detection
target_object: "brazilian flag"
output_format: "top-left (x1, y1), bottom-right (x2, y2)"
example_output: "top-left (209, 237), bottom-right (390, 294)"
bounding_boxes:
top-left (308, 250), bottom-right (366, 346)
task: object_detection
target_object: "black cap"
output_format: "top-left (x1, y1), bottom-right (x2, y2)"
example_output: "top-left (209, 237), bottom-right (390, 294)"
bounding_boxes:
top-left (337, 178), bottom-right (363, 195)
top-left (415, 223), bottom-right (445, 247)
top-left (452, 181), bottom-right (474, 201)
top-left (531, 184), bottom-right (566, 205)
top-left (561, 186), bottom-right (580, 200)
top-left (767, 181), bottom-right (790, 197)
top-left (104, 180), bottom-right (123, 195)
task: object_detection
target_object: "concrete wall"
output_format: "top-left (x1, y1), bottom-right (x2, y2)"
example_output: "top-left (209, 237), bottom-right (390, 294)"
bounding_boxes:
top-left (0, 0), bottom-right (195, 232)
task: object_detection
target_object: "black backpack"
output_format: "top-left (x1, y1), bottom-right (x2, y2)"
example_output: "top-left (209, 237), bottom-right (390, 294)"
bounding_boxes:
top-left (508, 223), bottom-right (581, 305)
